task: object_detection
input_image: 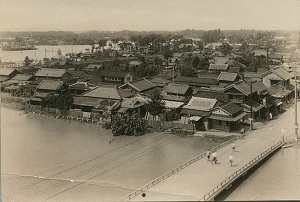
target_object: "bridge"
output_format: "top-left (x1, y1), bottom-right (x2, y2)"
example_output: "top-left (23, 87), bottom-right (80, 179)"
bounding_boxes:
top-left (119, 109), bottom-right (296, 201)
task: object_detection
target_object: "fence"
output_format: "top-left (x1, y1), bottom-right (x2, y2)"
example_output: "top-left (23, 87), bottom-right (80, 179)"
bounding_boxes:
top-left (146, 119), bottom-right (193, 130)
top-left (119, 137), bottom-right (238, 201)
top-left (200, 141), bottom-right (283, 201)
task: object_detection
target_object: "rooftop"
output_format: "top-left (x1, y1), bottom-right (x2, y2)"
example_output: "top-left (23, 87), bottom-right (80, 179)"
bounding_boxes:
top-left (83, 85), bottom-right (133, 100)
top-left (35, 68), bottom-right (67, 78)
top-left (208, 64), bottom-right (229, 71)
top-left (183, 97), bottom-right (218, 111)
top-left (217, 72), bottom-right (238, 82)
top-left (36, 80), bottom-right (64, 91)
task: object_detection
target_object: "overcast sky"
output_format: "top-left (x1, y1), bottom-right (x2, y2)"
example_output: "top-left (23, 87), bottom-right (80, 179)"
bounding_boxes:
top-left (0, 0), bottom-right (299, 32)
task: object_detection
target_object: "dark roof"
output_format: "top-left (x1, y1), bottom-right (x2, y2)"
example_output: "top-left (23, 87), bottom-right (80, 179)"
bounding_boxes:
top-left (77, 73), bottom-right (95, 82)
top-left (82, 85), bottom-right (134, 100)
top-left (175, 76), bottom-right (219, 86)
top-left (121, 78), bottom-right (156, 92)
top-left (73, 96), bottom-right (103, 107)
top-left (36, 80), bottom-right (64, 91)
top-left (11, 74), bottom-right (33, 81)
top-left (252, 81), bottom-right (268, 94)
top-left (219, 102), bottom-right (242, 116)
top-left (180, 108), bottom-right (211, 116)
top-left (228, 66), bottom-right (241, 73)
top-left (225, 81), bottom-right (256, 95)
top-left (209, 64), bottom-right (229, 71)
top-left (194, 91), bottom-right (228, 102)
top-left (35, 68), bottom-right (67, 78)
top-left (217, 72), bottom-right (238, 82)
top-left (101, 71), bottom-right (130, 77)
top-left (67, 70), bottom-right (85, 78)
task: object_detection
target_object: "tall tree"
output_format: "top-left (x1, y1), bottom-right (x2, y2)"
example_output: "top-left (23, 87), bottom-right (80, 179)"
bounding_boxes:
top-left (145, 89), bottom-right (165, 120)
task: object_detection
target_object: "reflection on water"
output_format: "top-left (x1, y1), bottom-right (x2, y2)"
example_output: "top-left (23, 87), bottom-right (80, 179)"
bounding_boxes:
top-left (1, 108), bottom-right (219, 201)
top-left (0, 45), bottom-right (91, 62)
top-left (224, 142), bottom-right (300, 201)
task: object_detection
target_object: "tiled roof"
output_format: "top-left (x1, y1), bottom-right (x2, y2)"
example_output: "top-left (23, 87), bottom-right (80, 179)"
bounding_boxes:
top-left (209, 64), bottom-right (229, 71)
top-left (180, 108), bottom-right (211, 116)
top-left (194, 91), bottom-right (228, 102)
top-left (67, 70), bottom-right (85, 78)
top-left (227, 66), bottom-right (241, 73)
top-left (0, 68), bottom-right (18, 76)
top-left (252, 81), bottom-right (268, 94)
top-left (261, 67), bottom-right (292, 80)
top-left (101, 71), bottom-right (130, 77)
top-left (217, 72), bottom-right (238, 82)
top-left (85, 64), bottom-right (102, 70)
top-left (69, 82), bottom-right (95, 90)
top-left (219, 102), bottom-right (242, 116)
top-left (175, 76), bottom-right (219, 86)
top-left (165, 83), bottom-right (191, 95)
top-left (123, 78), bottom-right (156, 92)
top-left (183, 97), bottom-right (218, 111)
top-left (35, 68), bottom-right (66, 78)
top-left (243, 72), bottom-right (262, 78)
top-left (73, 96), bottom-right (103, 107)
top-left (149, 78), bottom-right (171, 87)
top-left (225, 81), bottom-right (256, 95)
top-left (82, 85), bottom-right (133, 100)
top-left (11, 74), bottom-right (33, 81)
top-left (214, 57), bottom-right (229, 64)
top-left (36, 80), bottom-right (64, 91)
top-left (120, 97), bottom-right (146, 109)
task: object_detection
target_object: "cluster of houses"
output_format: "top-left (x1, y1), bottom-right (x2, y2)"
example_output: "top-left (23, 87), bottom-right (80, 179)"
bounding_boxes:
top-left (0, 58), bottom-right (297, 132)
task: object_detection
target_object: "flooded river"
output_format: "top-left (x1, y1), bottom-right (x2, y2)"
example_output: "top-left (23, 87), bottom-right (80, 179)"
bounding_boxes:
top-left (1, 107), bottom-right (218, 201)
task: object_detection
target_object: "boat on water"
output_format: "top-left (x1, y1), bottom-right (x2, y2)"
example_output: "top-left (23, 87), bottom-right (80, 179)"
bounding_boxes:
top-left (2, 45), bottom-right (37, 51)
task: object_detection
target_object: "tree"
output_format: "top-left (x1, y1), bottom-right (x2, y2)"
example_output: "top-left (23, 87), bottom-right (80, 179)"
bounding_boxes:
top-left (202, 29), bottom-right (225, 43)
top-left (180, 66), bottom-right (198, 77)
top-left (192, 56), bottom-right (200, 68)
top-left (145, 89), bottom-right (165, 120)
top-left (55, 94), bottom-right (74, 111)
top-left (197, 58), bottom-right (210, 70)
top-left (218, 43), bottom-right (233, 55)
top-left (24, 56), bottom-right (31, 66)
top-left (111, 113), bottom-right (147, 136)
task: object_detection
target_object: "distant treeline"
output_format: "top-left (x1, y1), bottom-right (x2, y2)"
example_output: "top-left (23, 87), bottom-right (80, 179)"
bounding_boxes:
top-left (0, 29), bottom-right (293, 45)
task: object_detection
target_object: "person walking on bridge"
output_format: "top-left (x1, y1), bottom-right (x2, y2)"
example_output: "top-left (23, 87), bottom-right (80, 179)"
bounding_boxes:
top-left (211, 152), bottom-right (217, 165)
top-left (206, 150), bottom-right (211, 161)
top-left (229, 154), bottom-right (233, 167)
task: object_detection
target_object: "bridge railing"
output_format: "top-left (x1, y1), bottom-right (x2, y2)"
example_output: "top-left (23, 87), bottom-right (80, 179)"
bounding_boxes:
top-left (120, 137), bottom-right (239, 201)
top-left (200, 141), bottom-right (283, 201)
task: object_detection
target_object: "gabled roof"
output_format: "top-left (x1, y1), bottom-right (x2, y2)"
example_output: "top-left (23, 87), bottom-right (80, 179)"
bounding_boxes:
top-left (183, 97), bottom-right (218, 111)
top-left (175, 76), bottom-right (219, 86)
top-left (101, 71), bottom-right (130, 77)
top-left (194, 91), bottom-right (228, 103)
top-left (214, 57), bottom-right (229, 64)
top-left (261, 67), bottom-right (292, 80)
top-left (36, 80), bottom-right (64, 91)
top-left (11, 74), bottom-right (33, 81)
top-left (120, 78), bottom-right (156, 92)
top-left (217, 72), bottom-right (238, 82)
top-left (85, 64), bottom-right (102, 70)
top-left (251, 81), bottom-right (268, 94)
top-left (35, 68), bottom-right (67, 78)
top-left (165, 83), bottom-right (191, 95)
top-left (82, 85), bottom-right (133, 100)
top-left (209, 64), bottom-right (229, 71)
top-left (0, 68), bottom-right (18, 76)
top-left (218, 102), bottom-right (242, 116)
top-left (225, 81), bottom-right (256, 95)
top-left (67, 70), bottom-right (85, 78)
top-left (69, 82), bottom-right (95, 90)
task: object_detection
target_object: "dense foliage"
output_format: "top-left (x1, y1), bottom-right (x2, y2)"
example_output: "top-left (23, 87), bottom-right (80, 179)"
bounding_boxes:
top-left (111, 113), bottom-right (147, 136)
top-left (145, 89), bottom-right (165, 118)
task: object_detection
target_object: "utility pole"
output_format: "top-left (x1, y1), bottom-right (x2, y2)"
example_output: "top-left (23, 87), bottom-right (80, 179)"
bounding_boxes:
top-left (250, 82), bottom-right (253, 130)
top-left (295, 71), bottom-right (299, 141)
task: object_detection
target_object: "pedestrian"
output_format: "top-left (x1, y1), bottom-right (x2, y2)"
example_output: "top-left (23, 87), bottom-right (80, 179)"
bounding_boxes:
top-left (240, 128), bottom-right (245, 138)
top-left (232, 143), bottom-right (235, 152)
top-left (269, 112), bottom-right (273, 120)
top-left (206, 150), bottom-right (211, 161)
top-left (211, 152), bottom-right (217, 164)
top-left (229, 154), bottom-right (233, 167)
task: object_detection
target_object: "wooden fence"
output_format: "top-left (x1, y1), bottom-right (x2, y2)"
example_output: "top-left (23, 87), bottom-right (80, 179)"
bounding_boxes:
top-left (146, 119), bottom-right (193, 130)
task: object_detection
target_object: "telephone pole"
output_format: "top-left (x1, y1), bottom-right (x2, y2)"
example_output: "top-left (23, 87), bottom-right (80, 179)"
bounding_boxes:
top-left (295, 71), bottom-right (299, 141)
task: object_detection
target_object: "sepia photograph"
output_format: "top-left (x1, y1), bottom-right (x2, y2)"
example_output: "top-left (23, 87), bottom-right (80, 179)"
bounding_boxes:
top-left (1, 0), bottom-right (300, 201)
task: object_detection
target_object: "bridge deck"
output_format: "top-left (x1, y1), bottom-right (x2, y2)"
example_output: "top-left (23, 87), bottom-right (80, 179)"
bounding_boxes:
top-left (126, 108), bottom-right (295, 201)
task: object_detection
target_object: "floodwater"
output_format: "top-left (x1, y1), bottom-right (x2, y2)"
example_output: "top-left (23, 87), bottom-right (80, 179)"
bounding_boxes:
top-left (0, 45), bottom-right (91, 62)
top-left (1, 107), bottom-right (218, 201)
top-left (221, 141), bottom-right (300, 201)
